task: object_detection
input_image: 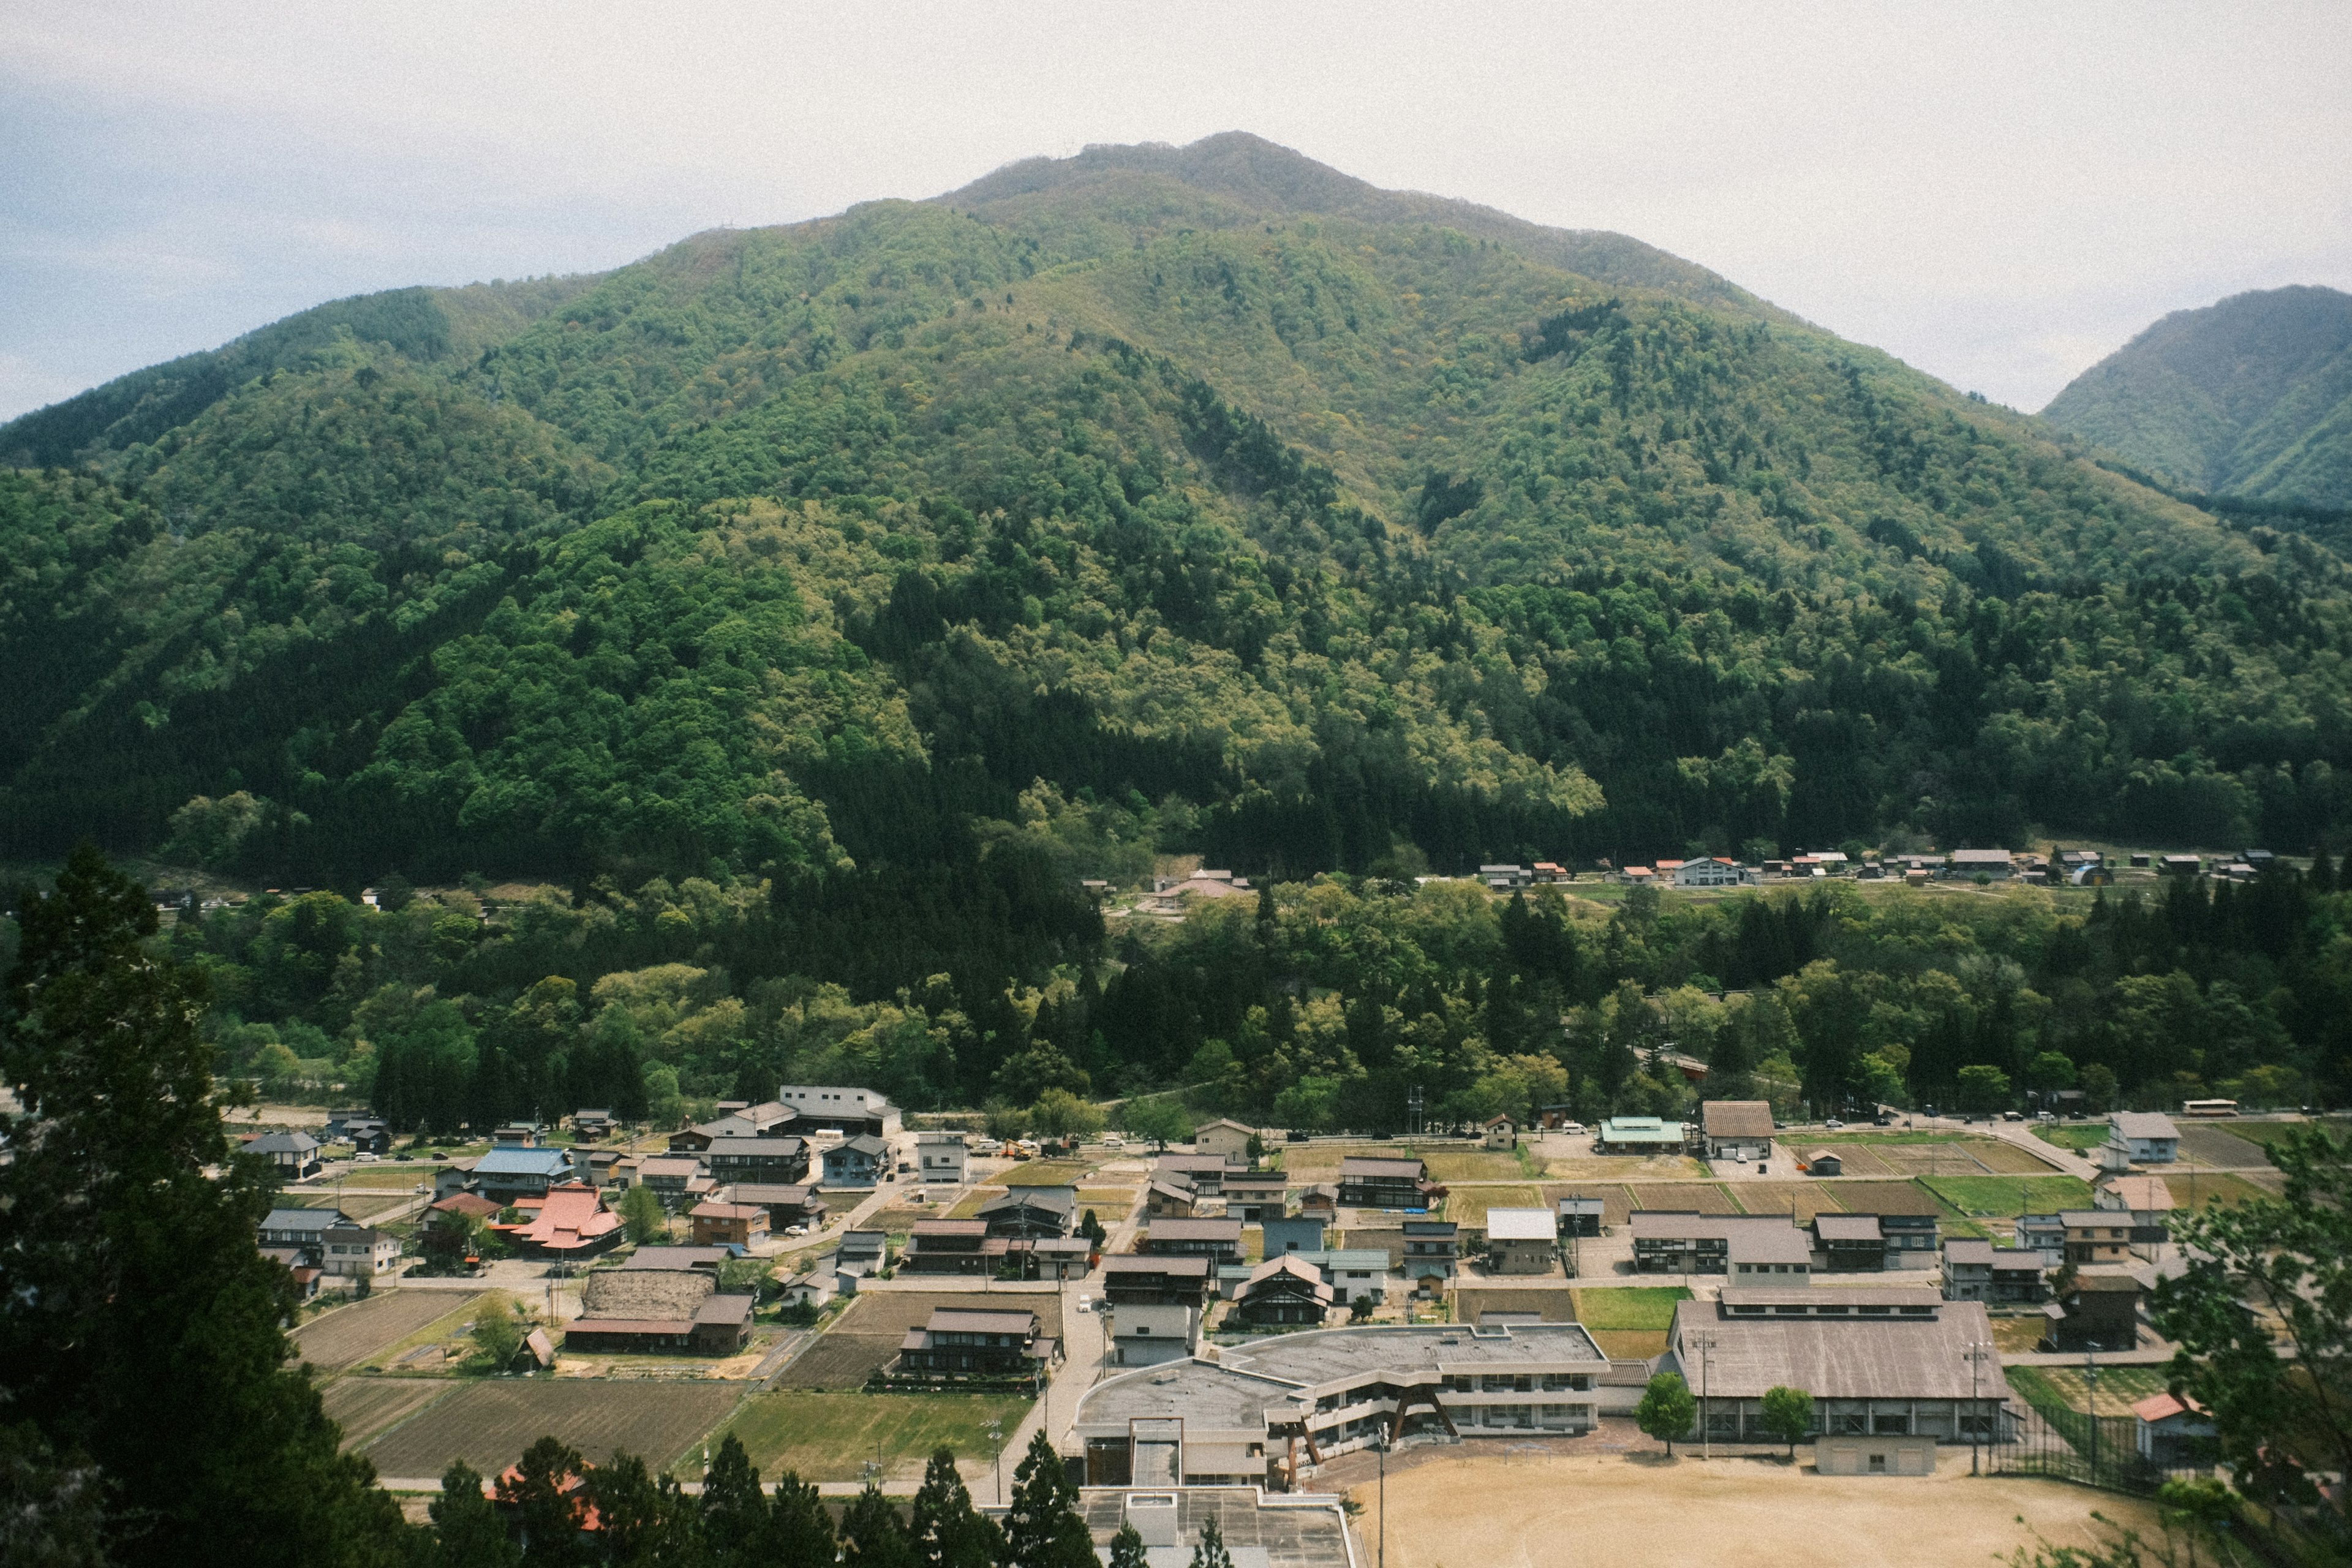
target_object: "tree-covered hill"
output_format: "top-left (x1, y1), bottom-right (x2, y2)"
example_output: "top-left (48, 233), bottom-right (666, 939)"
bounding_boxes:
top-left (7, 134), bottom-right (2352, 905)
top-left (2043, 284), bottom-right (2352, 511)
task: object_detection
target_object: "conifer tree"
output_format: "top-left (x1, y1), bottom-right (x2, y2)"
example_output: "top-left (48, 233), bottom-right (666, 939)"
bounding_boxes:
top-left (499, 1436), bottom-right (590, 1567)
top-left (1003, 1431), bottom-right (1095, 1568)
top-left (427, 1462), bottom-right (518, 1568)
top-left (910, 1447), bottom-right (1002, 1568)
top-left (769, 1470), bottom-right (837, 1568)
top-left (841, 1482), bottom-right (916, 1568)
top-left (0, 845), bottom-right (412, 1567)
top-left (699, 1433), bottom-right (772, 1565)
top-left (1191, 1515), bottom-right (1232, 1568)
top-left (1109, 1522), bottom-right (1149, 1568)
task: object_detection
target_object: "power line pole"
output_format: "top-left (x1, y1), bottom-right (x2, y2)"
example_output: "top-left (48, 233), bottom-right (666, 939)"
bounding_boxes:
top-left (1687, 1332), bottom-right (1719, 1460)
top-left (1963, 1340), bottom-right (1994, 1476)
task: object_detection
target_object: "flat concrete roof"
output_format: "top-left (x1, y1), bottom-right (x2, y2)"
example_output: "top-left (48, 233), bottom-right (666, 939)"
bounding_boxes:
top-left (1485, 1208), bottom-right (1556, 1242)
top-left (1074, 1490), bottom-right (1351, 1568)
top-left (1672, 1297), bottom-right (2000, 1400)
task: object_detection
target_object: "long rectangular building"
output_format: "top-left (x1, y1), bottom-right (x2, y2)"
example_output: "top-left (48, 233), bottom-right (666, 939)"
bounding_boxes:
top-left (1667, 1289), bottom-right (2010, 1445)
top-left (1072, 1321), bottom-right (1609, 1488)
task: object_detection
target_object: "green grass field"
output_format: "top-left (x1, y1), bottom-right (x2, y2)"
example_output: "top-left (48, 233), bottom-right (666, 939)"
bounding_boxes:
top-left (682, 1391), bottom-right (1031, 1483)
top-left (1570, 1286), bottom-right (1690, 1332)
top-left (2035, 1123), bottom-right (2111, 1152)
top-left (1804, 1130), bottom-right (1972, 1145)
top-left (2206, 1117), bottom-right (2351, 1149)
top-left (1921, 1175), bottom-right (2095, 1218)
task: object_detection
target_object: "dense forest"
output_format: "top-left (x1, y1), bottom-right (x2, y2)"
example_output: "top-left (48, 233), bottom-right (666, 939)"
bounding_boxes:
top-left (7, 134), bottom-right (2352, 1118)
top-left (51, 853), bottom-right (2341, 1132)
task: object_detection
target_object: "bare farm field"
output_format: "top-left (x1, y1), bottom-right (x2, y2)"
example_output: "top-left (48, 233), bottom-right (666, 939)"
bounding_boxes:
top-left (777, 1291), bottom-right (1063, 1391)
top-left (295, 1290), bottom-right (481, 1372)
top-left (2173, 1125), bottom-right (2272, 1168)
top-left (1624, 1182), bottom-right (1738, 1213)
top-left (1540, 1183), bottom-right (1633, 1223)
top-left (1349, 1448), bottom-right (2162, 1568)
top-left (1728, 1182), bottom-right (1844, 1221)
top-left (323, 1377), bottom-right (454, 1449)
top-left (354, 1379), bottom-right (737, 1479)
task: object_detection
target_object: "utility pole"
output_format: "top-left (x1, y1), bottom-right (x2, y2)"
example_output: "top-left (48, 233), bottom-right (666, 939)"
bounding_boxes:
top-left (1687, 1332), bottom-right (1719, 1460)
top-left (2084, 1346), bottom-right (2100, 1481)
top-left (1377, 1430), bottom-right (1389, 1568)
top-left (987, 1416), bottom-right (1005, 1504)
top-left (1963, 1340), bottom-right (1994, 1475)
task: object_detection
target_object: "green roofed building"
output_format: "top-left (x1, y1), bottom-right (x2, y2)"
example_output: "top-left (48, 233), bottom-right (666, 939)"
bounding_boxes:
top-left (1597, 1116), bottom-right (1689, 1153)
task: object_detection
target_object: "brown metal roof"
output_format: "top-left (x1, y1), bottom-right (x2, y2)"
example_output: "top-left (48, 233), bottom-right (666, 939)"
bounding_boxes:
top-left (926, 1308), bottom-right (1039, 1334)
top-left (1700, 1101), bottom-right (1776, 1138)
top-left (1338, 1157), bottom-right (1427, 1178)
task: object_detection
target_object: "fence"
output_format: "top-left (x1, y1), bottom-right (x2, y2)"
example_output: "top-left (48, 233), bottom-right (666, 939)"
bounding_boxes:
top-left (1991, 1397), bottom-right (2193, 1497)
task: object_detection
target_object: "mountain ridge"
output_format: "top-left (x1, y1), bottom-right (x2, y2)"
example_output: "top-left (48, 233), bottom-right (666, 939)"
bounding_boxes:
top-left (2043, 284), bottom-right (2352, 511)
top-left (4, 134), bottom-right (2349, 910)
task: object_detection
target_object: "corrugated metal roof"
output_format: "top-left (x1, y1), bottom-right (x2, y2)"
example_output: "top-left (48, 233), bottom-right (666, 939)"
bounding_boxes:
top-left (1485, 1208), bottom-right (1556, 1242)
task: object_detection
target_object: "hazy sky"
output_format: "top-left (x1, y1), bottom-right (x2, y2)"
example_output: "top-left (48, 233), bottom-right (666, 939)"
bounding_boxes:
top-left (6, 1), bottom-right (2349, 421)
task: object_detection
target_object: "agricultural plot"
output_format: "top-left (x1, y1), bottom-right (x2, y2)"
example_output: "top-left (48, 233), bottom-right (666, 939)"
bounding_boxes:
top-left (2169, 1172), bottom-right (2275, 1209)
top-left (1446, 1185), bottom-right (1546, 1226)
top-left (1570, 1285), bottom-right (1689, 1359)
top-left (294, 1290), bottom-right (482, 1372)
top-left (1921, 1175), bottom-right (2095, 1218)
top-left (2036, 1123), bottom-right (2111, 1152)
top-left (686, 1390), bottom-right (1031, 1484)
top-left (1798, 1142), bottom-right (1898, 1177)
top-left (1076, 1187), bottom-right (1138, 1208)
top-left (353, 1379), bottom-right (738, 1478)
top-left (1452, 1286), bottom-right (1580, 1323)
top-left (780, 1291), bottom-right (1064, 1392)
top-left (1864, 1140), bottom-right (2013, 1177)
top-left (322, 1378), bottom-right (454, 1450)
top-left (1823, 1180), bottom-right (1948, 1216)
top-left (947, 1188), bottom-right (1007, 1219)
top-left (2172, 1125), bottom-right (2269, 1167)
top-left (1727, 1182), bottom-right (1844, 1221)
top-left (1624, 1182), bottom-right (1738, 1213)
top-left (1537, 1153), bottom-right (1709, 1180)
top-left (1967, 1140), bottom-right (2068, 1174)
top-left (2208, 1116), bottom-right (2351, 1151)
top-left (1418, 1150), bottom-right (1531, 1183)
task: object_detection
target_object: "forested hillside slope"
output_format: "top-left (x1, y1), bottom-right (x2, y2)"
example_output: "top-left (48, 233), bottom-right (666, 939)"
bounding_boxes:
top-left (9, 132), bottom-right (2352, 1117)
top-left (2043, 284), bottom-right (2352, 511)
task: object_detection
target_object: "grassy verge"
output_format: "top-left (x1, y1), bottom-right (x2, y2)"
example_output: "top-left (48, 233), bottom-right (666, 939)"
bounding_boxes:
top-left (1570, 1286), bottom-right (1690, 1332)
top-left (1921, 1175), bottom-right (2095, 1218)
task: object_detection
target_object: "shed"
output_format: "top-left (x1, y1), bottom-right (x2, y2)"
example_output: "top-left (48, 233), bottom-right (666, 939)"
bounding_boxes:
top-left (1805, 1149), bottom-right (1844, 1176)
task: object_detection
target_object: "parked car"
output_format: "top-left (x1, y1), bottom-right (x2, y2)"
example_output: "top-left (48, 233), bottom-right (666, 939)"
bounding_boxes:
top-left (1099, 1134), bottom-right (1124, 1149)
top-left (355, 1152), bottom-right (380, 1163)
top-left (1872, 1115), bottom-right (1893, 1126)
top-left (1287, 1129), bottom-right (1311, 1142)
top-left (970, 1137), bottom-right (1003, 1155)
top-left (2002, 1110), bottom-right (2026, 1122)
top-left (1823, 1118), bottom-right (1845, 1130)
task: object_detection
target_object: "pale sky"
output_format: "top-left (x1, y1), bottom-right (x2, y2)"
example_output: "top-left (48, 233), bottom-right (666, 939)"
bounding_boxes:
top-left (5, 1), bottom-right (2349, 422)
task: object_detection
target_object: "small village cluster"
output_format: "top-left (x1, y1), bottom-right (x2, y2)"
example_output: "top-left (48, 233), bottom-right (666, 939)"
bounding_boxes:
top-left (254, 1093), bottom-right (2220, 1493)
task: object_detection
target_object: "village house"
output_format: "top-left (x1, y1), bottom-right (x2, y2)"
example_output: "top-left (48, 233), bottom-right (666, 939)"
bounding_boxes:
top-left (1193, 1120), bottom-right (1257, 1161)
top-left (2042, 1271), bottom-right (2143, 1352)
top-left (819, 1134), bottom-right (891, 1188)
top-left (774, 1085), bottom-right (900, 1137)
top-left (1101, 1254), bottom-right (1215, 1308)
top-left (565, 1267), bottom-right (753, 1356)
top-left (1336, 1156), bottom-right (1433, 1209)
top-left (258, 1205), bottom-right (349, 1259)
top-left (571, 1109), bottom-right (616, 1140)
top-left (2014, 1213), bottom-right (2067, 1262)
top-left (669, 1101), bottom-right (796, 1151)
top-left (565, 1147), bottom-right (628, 1188)
top-left (2133, 1392), bottom-right (2218, 1466)
top-left (1156, 1153), bottom-right (1240, 1193)
top-left (1727, 1224), bottom-right (1815, 1284)
top-left (244, 1129), bottom-right (323, 1180)
top-left (1950, 848), bottom-right (2015, 880)
top-left (1700, 1100), bottom-right (1777, 1161)
top-left (833, 1229), bottom-right (888, 1278)
top-left (1144, 1217), bottom-right (1245, 1264)
top-left (1479, 863), bottom-right (1532, 890)
top-left (492, 1183), bottom-right (624, 1258)
top-left (1596, 1115), bottom-right (1690, 1155)
top-left (340, 1117), bottom-right (391, 1156)
top-left (1109, 1302), bottom-right (1199, 1366)
top-left (1483, 1208), bottom-right (1558, 1275)
top-left (1672, 1289), bottom-right (2011, 1450)
top-left (1672, 857), bottom-right (1757, 888)
top-left (895, 1308), bottom-right (1058, 1381)
top-left (1814, 1214), bottom-right (1893, 1271)
top-left (688, 1200), bottom-right (771, 1248)
top-left (1941, 1239), bottom-right (2046, 1303)
top-left (320, 1221), bottom-right (402, 1280)
top-left (1261, 1216), bottom-right (1328, 1256)
top-left (1401, 1219), bottom-right (1459, 1284)
top-left (900, 1218), bottom-right (1003, 1276)
top-left (490, 1122), bottom-right (545, 1146)
top-left (1227, 1254), bottom-right (1336, 1327)
top-left (703, 1137), bottom-right (811, 1187)
top-left (2092, 1176), bottom-right (2174, 1246)
top-left (2106, 1112), bottom-right (2182, 1165)
top-left (635, 1154), bottom-right (714, 1212)
top-left (1480, 1114), bottom-right (1517, 1150)
top-left (1632, 1212), bottom-right (1811, 1275)
top-left (1146, 1175), bottom-right (1198, 1219)
top-left (914, 1131), bottom-right (968, 1185)
top-left (723, 1183), bottom-right (826, 1230)
top-left (470, 1145), bottom-right (577, 1204)
top-left (1295, 1249), bottom-right (1389, 1303)
top-left (979, 1186), bottom-right (1077, 1239)
top-left (1296, 1183), bottom-right (1340, 1221)
top-left (1219, 1170), bottom-right (1290, 1222)
top-left (2060, 1212), bottom-right (2135, 1265)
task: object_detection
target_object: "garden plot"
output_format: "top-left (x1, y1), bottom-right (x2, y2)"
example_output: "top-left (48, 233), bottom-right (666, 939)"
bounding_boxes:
top-left (1446, 1185), bottom-right (1547, 1226)
top-left (323, 1378), bottom-right (454, 1450)
top-left (1824, 1180), bottom-right (1949, 1216)
top-left (1794, 1142), bottom-right (1899, 1176)
top-left (778, 1291), bottom-right (1063, 1392)
top-left (295, 1291), bottom-right (483, 1373)
top-left (353, 1379), bottom-right (738, 1479)
top-left (2172, 1125), bottom-right (2271, 1168)
top-left (1921, 1175), bottom-right (2095, 1218)
top-left (1539, 1184), bottom-right (1634, 1223)
top-left (1727, 1182), bottom-right (1844, 1221)
top-left (684, 1390), bottom-right (1032, 1485)
top-left (1623, 1182), bottom-right (1738, 1213)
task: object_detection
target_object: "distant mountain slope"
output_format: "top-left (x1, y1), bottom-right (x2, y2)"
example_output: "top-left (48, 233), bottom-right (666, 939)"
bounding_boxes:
top-left (0, 274), bottom-right (594, 469)
top-left (6, 134), bottom-right (2351, 896)
top-left (2043, 285), bottom-right (2352, 509)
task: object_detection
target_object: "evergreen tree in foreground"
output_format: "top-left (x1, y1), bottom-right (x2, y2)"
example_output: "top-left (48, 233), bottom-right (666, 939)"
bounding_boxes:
top-left (699, 1433), bottom-right (774, 1566)
top-left (0, 845), bottom-right (409, 1566)
top-left (841, 1482), bottom-right (916, 1568)
top-left (911, 1447), bottom-right (1004, 1568)
top-left (769, 1469), bottom-right (838, 1568)
top-left (428, 1462), bottom-right (519, 1568)
top-left (1002, 1431), bottom-right (1096, 1568)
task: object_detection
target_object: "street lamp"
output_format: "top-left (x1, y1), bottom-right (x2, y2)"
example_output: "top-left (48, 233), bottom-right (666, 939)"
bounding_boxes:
top-left (1962, 1340), bottom-right (1994, 1475)
top-left (987, 1417), bottom-right (1005, 1504)
top-left (1376, 1428), bottom-right (1390, 1568)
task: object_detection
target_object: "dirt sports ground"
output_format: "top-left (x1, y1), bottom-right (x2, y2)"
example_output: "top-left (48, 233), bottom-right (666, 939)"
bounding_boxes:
top-left (1347, 1449), bottom-right (2164, 1568)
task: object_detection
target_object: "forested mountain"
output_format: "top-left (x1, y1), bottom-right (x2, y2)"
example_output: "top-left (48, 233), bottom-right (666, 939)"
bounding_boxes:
top-left (8, 130), bottom-right (2352, 1119)
top-left (2043, 284), bottom-right (2352, 511)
